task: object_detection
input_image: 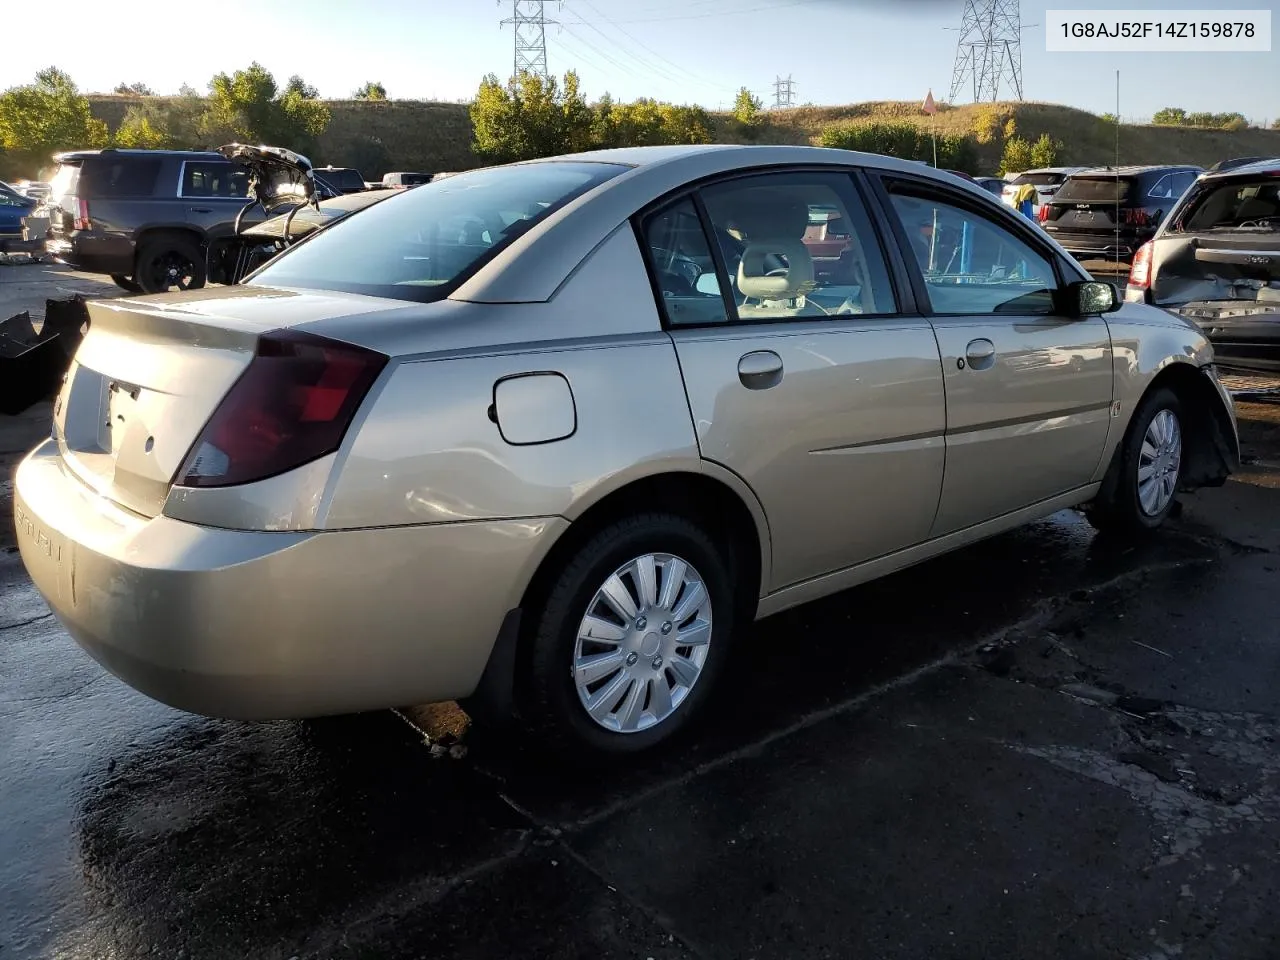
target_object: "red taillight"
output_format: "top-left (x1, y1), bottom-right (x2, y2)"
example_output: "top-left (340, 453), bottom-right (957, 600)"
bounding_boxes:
top-left (1129, 241), bottom-right (1153, 289)
top-left (1037, 204), bottom-right (1050, 222)
top-left (1122, 208), bottom-right (1151, 227)
top-left (73, 197), bottom-right (91, 231)
top-left (175, 330), bottom-right (387, 489)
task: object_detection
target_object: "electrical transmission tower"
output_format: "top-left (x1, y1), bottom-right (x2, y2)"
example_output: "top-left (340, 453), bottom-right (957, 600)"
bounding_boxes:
top-left (948, 0), bottom-right (1024, 103)
top-left (772, 75), bottom-right (796, 109)
top-left (499, 0), bottom-right (560, 80)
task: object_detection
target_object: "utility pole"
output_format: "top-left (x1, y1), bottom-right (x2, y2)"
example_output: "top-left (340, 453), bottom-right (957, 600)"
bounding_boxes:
top-left (499, 0), bottom-right (560, 80)
top-left (772, 74), bottom-right (796, 109)
top-left (948, 0), bottom-right (1024, 103)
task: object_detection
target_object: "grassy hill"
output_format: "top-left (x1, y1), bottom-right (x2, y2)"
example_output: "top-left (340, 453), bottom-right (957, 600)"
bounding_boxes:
top-left (87, 95), bottom-right (1280, 178)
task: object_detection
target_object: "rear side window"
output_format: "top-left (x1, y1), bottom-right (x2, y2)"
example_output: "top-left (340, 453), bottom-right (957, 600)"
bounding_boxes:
top-left (79, 158), bottom-right (162, 198)
top-left (1054, 176), bottom-right (1132, 204)
top-left (248, 160), bottom-right (629, 302)
top-left (326, 169), bottom-right (365, 191)
top-left (181, 162), bottom-right (249, 199)
top-left (1174, 179), bottom-right (1280, 232)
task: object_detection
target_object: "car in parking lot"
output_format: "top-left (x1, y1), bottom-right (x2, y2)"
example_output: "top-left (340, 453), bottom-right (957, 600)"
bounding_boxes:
top-left (0, 182), bottom-right (36, 251)
top-left (1126, 158), bottom-right (1280, 373)
top-left (14, 144), bottom-right (1238, 756)
top-left (42, 146), bottom-right (339, 293)
top-left (1000, 167), bottom-right (1087, 214)
top-left (1040, 164), bottom-right (1203, 261)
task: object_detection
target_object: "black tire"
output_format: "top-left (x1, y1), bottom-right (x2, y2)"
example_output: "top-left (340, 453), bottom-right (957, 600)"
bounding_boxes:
top-left (110, 273), bottom-right (143, 294)
top-left (523, 513), bottom-right (738, 756)
top-left (135, 236), bottom-right (206, 294)
top-left (1087, 386), bottom-right (1185, 535)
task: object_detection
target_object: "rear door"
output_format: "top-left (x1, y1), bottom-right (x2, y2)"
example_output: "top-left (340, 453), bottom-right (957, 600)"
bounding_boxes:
top-left (876, 175), bottom-right (1114, 535)
top-left (644, 169), bottom-right (948, 591)
top-left (179, 159), bottom-right (254, 238)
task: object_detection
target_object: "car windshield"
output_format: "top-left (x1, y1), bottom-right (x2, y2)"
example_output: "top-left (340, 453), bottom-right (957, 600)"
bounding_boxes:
top-left (1054, 176), bottom-right (1133, 203)
top-left (1173, 179), bottom-right (1280, 232)
top-left (248, 160), bottom-right (630, 301)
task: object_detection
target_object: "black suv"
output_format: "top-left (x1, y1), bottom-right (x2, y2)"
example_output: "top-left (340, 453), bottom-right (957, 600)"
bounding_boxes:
top-left (314, 166), bottom-right (367, 194)
top-left (44, 148), bottom-right (334, 293)
top-left (1040, 165), bottom-right (1203, 261)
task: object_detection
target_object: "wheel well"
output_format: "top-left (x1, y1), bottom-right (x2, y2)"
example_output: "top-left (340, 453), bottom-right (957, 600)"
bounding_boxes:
top-left (134, 227), bottom-right (204, 260)
top-left (1145, 362), bottom-right (1237, 489)
top-left (520, 472), bottom-right (764, 619)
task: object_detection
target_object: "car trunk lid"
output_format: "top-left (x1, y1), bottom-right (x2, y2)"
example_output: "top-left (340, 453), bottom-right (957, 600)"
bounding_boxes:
top-left (1044, 175), bottom-right (1137, 234)
top-left (1148, 232), bottom-right (1280, 320)
top-left (53, 287), bottom-right (410, 518)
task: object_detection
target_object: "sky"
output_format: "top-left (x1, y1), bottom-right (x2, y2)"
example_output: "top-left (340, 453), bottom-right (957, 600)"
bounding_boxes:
top-left (2, 0), bottom-right (1277, 123)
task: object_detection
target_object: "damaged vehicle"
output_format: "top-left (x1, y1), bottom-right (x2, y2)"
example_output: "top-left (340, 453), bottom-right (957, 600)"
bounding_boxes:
top-left (1126, 159), bottom-right (1280, 373)
top-left (14, 145), bottom-right (1239, 757)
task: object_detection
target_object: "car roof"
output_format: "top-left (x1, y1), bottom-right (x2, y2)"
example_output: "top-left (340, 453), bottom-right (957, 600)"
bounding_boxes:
top-left (1199, 158), bottom-right (1280, 180)
top-left (452, 144), bottom-right (1043, 304)
top-left (1072, 164), bottom-right (1203, 176)
top-left (52, 148), bottom-right (225, 162)
top-left (1015, 167), bottom-right (1087, 175)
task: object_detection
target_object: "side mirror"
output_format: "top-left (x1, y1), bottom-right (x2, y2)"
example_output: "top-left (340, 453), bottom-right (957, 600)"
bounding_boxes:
top-left (1071, 279), bottom-right (1120, 316)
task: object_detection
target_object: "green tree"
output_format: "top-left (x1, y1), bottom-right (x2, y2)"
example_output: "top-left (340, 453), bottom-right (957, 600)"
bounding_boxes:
top-left (470, 70), bottom-right (592, 164)
top-left (114, 114), bottom-right (170, 148)
top-left (1028, 132), bottom-right (1061, 168)
top-left (1099, 112), bottom-right (1118, 124)
top-left (732, 86), bottom-right (763, 138)
top-left (284, 75), bottom-right (320, 100)
top-left (114, 81), bottom-right (154, 97)
top-left (820, 121), bottom-right (977, 173)
top-left (353, 81), bottom-right (388, 101)
top-left (200, 62), bottom-right (329, 153)
top-left (115, 86), bottom-right (207, 149)
top-left (1152, 106), bottom-right (1187, 125)
top-left (0, 68), bottom-right (108, 176)
top-left (999, 135), bottom-right (1035, 175)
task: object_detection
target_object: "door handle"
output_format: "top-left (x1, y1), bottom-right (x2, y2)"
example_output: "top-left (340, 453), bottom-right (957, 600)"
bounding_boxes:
top-left (738, 350), bottom-right (783, 390)
top-left (188, 207), bottom-right (213, 214)
top-left (963, 338), bottom-right (996, 371)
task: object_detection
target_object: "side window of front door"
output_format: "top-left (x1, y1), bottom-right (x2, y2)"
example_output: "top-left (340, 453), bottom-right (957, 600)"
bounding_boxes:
top-left (884, 186), bottom-right (1060, 316)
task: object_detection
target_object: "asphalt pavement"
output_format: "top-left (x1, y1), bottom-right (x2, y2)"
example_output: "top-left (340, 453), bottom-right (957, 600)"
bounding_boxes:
top-left (4, 265), bottom-right (1280, 959)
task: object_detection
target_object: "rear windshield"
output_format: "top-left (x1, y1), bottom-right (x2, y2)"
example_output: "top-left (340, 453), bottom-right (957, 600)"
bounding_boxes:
top-left (80, 157), bottom-right (163, 198)
top-left (1054, 176), bottom-right (1133, 204)
top-left (1012, 172), bottom-right (1065, 187)
top-left (1174, 179), bottom-right (1280, 232)
top-left (248, 160), bottom-right (630, 302)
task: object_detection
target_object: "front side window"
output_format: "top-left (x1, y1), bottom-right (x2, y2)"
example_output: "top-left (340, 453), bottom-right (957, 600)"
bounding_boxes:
top-left (248, 160), bottom-right (629, 302)
top-left (886, 186), bottom-right (1058, 316)
top-left (697, 171), bottom-right (897, 320)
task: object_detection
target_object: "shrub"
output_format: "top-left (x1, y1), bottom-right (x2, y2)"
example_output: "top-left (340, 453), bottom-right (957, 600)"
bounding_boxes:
top-left (819, 121), bottom-right (978, 173)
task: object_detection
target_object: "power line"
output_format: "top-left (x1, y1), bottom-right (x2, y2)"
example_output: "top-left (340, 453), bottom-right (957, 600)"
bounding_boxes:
top-left (772, 74), bottom-right (796, 109)
top-left (499, 0), bottom-right (561, 80)
top-left (571, 0), bottom-right (741, 97)
top-left (562, 0), bottom-right (826, 25)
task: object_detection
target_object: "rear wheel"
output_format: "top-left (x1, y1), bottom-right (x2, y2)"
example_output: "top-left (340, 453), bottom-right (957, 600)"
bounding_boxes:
top-left (110, 274), bottom-right (143, 294)
top-left (1087, 386), bottom-right (1184, 534)
top-left (523, 513), bottom-right (737, 756)
top-left (135, 236), bottom-right (206, 294)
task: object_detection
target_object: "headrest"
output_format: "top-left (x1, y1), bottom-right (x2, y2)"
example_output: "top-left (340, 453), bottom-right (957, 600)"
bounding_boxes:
top-left (738, 239), bottom-right (814, 301)
top-left (709, 191), bottom-right (810, 241)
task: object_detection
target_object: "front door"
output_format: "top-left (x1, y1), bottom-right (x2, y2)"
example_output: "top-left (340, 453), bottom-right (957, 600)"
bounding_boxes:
top-left (638, 170), bottom-right (947, 591)
top-left (878, 179), bottom-right (1114, 536)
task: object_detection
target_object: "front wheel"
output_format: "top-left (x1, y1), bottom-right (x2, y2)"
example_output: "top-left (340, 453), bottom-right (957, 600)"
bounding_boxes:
top-left (1087, 386), bottom-right (1184, 534)
top-left (523, 513), bottom-right (737, 756)
top-left (110, 274), bottom-right (143, 294)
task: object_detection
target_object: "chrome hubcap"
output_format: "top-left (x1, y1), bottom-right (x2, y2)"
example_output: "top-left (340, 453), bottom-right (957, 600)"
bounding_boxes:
top-left (1138, 408), bottom-right (1182, 517)
top-left (572, 552), bottom-right (713, 734)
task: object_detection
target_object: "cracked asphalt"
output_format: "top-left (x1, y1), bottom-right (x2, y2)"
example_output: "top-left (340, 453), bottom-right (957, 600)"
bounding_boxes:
top-left (4, 266), bottom-right (1280, 957)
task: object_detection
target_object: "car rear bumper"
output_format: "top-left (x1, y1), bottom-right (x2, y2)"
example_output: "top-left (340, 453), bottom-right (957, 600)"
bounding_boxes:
top-left (14, 439), bottom-right (564, 719)
top-left (1045, 231), bottom-right (1140, 259)
top-left (46, 234), bottom-right (135, 275)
